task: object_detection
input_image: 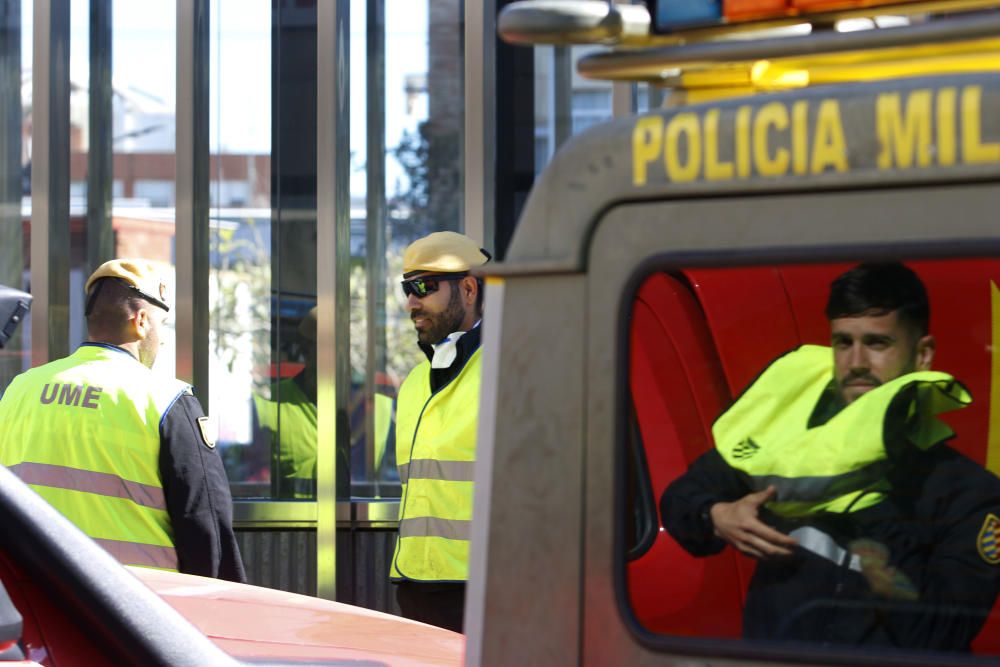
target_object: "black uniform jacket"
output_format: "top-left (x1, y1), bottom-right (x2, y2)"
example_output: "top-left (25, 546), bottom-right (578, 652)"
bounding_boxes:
top-left (160, 390), bottom-right (246, 583)
top-left (661, 442), bottom-right (1000, 651)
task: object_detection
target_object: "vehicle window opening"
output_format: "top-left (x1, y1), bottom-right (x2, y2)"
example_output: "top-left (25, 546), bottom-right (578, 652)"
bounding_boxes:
top-left (623, 258), bottom-right (1000, 660)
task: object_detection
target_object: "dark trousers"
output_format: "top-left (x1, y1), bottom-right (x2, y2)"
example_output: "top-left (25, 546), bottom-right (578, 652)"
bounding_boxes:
top-left (394, 581), bottom-right (466, 633)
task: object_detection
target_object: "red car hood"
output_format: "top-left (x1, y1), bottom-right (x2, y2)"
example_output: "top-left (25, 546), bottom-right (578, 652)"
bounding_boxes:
top-left (132, 568), bottom-right (464, 666)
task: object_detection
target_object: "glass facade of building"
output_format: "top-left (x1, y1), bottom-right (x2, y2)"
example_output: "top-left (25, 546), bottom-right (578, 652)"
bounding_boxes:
top-left (0, 0), bottom-right (635, 609)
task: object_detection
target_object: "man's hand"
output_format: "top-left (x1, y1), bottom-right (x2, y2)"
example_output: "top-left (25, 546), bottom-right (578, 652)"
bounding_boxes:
top-left (850, 539), bottom-right (919, 601)
top-left (709, 486), bottom-right (798, 560)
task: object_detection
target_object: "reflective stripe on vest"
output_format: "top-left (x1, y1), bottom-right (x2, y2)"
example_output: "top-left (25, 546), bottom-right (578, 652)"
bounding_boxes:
top-left (391, 348), bottom-right (481, 582)
top-left (398, 516), bottom-right (472, 541)
top-left (789, 526), bottom-right (862, 572)
top-left (715, 345), bottom-right (971, 517)
top-left (93, 538), bottom-right (179, 571)
top-left (8, 462), bottom-right (167, 509)
top-left (0, 344), bottom-right (188, 571)
top-left (397, 459), bottom-right (477, 483)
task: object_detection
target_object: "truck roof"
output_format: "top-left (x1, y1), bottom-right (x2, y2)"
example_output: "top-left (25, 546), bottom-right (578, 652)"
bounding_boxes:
top-left (491, 1), bottom-right (1000, 273)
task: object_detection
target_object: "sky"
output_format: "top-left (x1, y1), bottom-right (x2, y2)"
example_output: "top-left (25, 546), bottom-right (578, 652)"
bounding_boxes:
top-left (22, 0), bottom-right (432, 197)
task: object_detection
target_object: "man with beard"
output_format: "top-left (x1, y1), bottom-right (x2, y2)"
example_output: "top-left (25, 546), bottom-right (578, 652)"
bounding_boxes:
top-left (0, 259), bottom-right (245, 581)
top-left (389, 231), bottom-right (490, 633)
top-left (661, 262), bottom-right (1000, 650)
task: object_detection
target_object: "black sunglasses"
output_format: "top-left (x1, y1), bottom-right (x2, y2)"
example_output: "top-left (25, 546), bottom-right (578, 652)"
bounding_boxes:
top-left (401, 273), bottom-right (468, 299)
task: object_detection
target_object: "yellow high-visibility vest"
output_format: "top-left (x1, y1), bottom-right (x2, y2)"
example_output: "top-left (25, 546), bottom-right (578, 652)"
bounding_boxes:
top-left (715, 345), bottom-right (971, 517)
top-left (254, 380), bottom-right (394, 498)
top-left (391, 349), bottom-right (481, 582)
top-left (254, 378), bottom-right (318, 499)
top-left (0, 343), bottom-right (189, 570)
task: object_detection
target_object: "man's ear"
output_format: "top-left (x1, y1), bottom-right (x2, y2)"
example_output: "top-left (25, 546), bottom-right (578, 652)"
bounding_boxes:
top-left (461, 275), bottom-right (478, 306)
top-left (915, 334), bottom-right (935, 371)
top-left (133, 308), bottom-right (150, 339)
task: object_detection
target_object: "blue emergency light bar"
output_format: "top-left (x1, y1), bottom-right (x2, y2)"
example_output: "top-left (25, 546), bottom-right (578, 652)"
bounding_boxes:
top-left (647, 0), bottom-right (724, 31)
top-left (645, 0), bottom-right (948, 33)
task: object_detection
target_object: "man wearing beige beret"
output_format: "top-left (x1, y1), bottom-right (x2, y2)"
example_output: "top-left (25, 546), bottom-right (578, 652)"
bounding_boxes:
top-left (389, 231), bottom-right (491, 632)
top-left (0, 259), bottom-right (245, 582)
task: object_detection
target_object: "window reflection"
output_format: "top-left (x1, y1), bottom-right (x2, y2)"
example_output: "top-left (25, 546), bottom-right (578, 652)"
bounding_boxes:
top-left (252, 307), bottom-right (316, 498)
top-left (208, 0), bottom-right (275, 498)
top-left (0, 0), bottom-right (29, 393)
top-left (534, 45), bottom-right (616, 174)
top-left (627, 259), bottom-right (1000, 657)
top-left (107, 0), bottom-right (178, 378)
top-left (350, 0), bottom-right (464, 498)
top-left (200, 0), bottom-right (464, 501)
top-left (4, 0), bottom-right (178, 389)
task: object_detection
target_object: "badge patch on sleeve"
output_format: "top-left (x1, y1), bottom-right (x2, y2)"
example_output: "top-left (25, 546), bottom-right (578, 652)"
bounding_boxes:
top-left (196, 416), bottom-right (216, 449)
top-left (977, 513), bottom-right (1000, 564)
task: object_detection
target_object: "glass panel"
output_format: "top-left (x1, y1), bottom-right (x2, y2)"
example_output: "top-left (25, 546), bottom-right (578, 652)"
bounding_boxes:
top-left (211, 1), bottom-right (323, 501)
top-left (208, 0), bottom-right (282, 499)
top-left (0, 0), bottom-right (29, 392)
top-left (109, 0), bottom-right (177, 377)
top-left (203, 0), bottom-right (468, 502)
top-left (626, 257), bottom-right (1000, 658)
top-left (635, 83), bottom-right (664, 113)
top-left (532, 45), bottom-right (554, 176)
top-left (350, 0), bottom-right (377, 494)
top-left (533, 44), bottom-right (613, 174)
top-left (345, 0), bottom-right (466, 499)
top-left (68, 0), bottom-right (88, 351)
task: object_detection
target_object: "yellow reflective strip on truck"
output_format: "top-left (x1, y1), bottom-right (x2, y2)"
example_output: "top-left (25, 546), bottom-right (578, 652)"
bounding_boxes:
top-left (988, 280), bottom-right (1000, 476)
top-left (675, 37), bottom-right (1000, 98)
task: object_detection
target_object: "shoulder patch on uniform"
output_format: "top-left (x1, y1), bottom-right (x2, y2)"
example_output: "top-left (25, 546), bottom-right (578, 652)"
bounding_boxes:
top-left (977, 513), bottom-right (1000, 565)
top-left (196, 416), bottom-right (216, 449)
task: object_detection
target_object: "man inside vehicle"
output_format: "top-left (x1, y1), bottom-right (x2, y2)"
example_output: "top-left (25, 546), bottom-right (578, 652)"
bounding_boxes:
top-left (0, 259), bottom-right (245, 581)
top-left (661, 262), bottom-right (1000, 650)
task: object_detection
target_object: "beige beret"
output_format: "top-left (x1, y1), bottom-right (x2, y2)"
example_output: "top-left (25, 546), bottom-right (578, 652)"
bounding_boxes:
top-left (85, 259), bottom-right (169, 311)
top-left (402, 232), bottom-right (490, 276)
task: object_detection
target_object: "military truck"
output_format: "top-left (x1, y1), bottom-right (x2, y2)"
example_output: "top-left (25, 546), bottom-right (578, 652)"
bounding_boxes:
top-left (466, 1), bottom-right (1000, 664)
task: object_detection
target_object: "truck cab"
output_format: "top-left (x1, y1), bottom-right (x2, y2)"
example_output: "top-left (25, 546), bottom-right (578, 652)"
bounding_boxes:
top-left (466, 2), bottom-right (1000, 664)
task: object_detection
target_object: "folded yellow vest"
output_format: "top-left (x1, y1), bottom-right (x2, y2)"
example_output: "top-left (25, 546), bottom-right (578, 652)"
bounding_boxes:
top-left (714, 345), bottom-right (971, 517)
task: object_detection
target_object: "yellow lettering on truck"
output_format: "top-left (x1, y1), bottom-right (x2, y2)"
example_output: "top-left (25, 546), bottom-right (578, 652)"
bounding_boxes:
top-left (963, 86), bottom-right (1000, 164)
top-left (665, 112), bottom-right (702, 182)
top-left (754, 102), bottom-right (789, 177)
top-left (632, 116), bottom-right (663, 186)
top-left (811, 100), bottom-right (848, 174)
top-left (877, 90), bottom-right (933, 169)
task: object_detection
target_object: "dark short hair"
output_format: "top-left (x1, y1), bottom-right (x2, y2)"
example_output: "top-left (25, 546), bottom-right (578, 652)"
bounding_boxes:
top-left (85, 278), bottom-right (144, 327)
top-left (825, 263), bottom-right (929, 336)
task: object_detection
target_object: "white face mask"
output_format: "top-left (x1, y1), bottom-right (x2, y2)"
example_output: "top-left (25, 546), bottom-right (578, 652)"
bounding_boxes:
top-left (429, 321), bottom-right (480, 369)
top-left (430, 329), bottom-right (468, 369)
